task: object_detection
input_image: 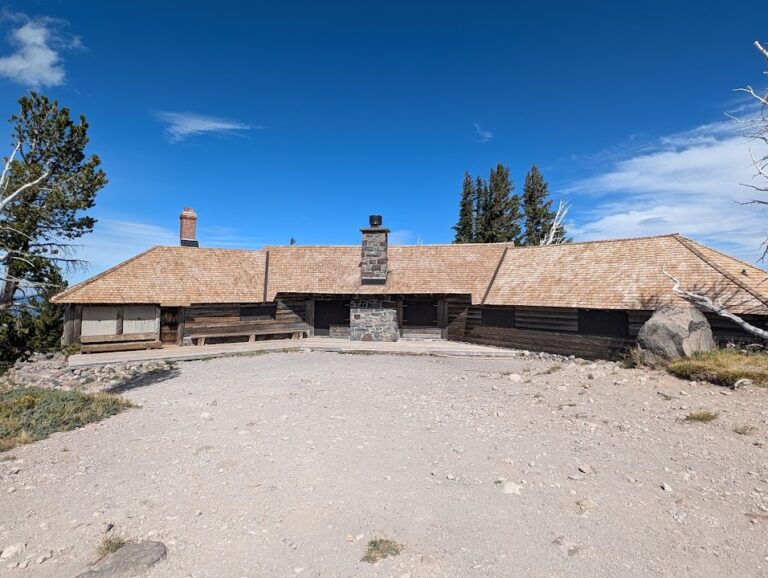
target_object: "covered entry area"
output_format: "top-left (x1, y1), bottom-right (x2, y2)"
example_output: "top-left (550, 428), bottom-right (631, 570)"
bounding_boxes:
top-left (313, 299), bottom-right (350, 337)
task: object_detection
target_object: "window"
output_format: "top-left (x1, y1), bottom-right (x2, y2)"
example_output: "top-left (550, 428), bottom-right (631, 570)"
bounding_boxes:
top-left (482, 307), bottom-right (515, 328)
top-left (578, 309), bottom-right (628, 338)
top-left (240, 304), bottom-right (277, 321)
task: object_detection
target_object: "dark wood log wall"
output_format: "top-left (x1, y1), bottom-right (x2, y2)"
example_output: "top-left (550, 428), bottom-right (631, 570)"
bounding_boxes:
top-left (448, 304), bottom-right (768, 360)
top-left (444, 295), bottom-right (472, 340)
top-left (182, 300), bottom-right (309, 342)
top-left (452, 305), bottom-right (632, 359)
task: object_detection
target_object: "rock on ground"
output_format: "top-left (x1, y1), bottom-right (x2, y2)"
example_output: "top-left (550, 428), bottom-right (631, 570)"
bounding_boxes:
top-left (637, 305), bottom-right (715, 365)
top-left (74, 541), bottom-right (166, 578)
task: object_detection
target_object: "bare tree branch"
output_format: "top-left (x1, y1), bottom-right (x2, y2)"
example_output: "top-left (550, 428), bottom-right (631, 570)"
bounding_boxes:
top-left (0, 167), bottom-right (50, 213)
top-left (663, 269), bottom-right (768, 340)
top-left (540, 200), bottom-right (569, 246)
top-left (756, 40), bottom-right (768, 61)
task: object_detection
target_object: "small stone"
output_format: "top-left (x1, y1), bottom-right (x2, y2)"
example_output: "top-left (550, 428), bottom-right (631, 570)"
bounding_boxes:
top-left (661, 482), bottom-right (673, 492)
top-left (501, 482), bottom-right (522, 495)
top-left (36, 551), bottom-right (52, 564)
top-left (0, 542), bottom-right (25, 560)
top-left (578, 465), bottom-right (594, 475)
top-left (575, 498), bottom-right (596, 512)
top-left (446, 473), bottom-right (455, 481)
top-left (568, 474), bottom-right (585, 481)
top-left (6, 487), bottom-right (16, 493)
top-left (508, 373), bottom-right (522, 383)
top-left (199, 412), bottom-right (212, 420)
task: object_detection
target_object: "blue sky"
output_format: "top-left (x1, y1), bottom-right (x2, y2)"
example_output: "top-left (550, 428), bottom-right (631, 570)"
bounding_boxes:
top-left (0, 1), bottom-right (767, 283)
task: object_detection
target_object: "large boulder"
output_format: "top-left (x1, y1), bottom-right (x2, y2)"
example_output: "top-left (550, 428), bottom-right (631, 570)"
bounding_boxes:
top-left (637, 306), bottom-right (715, 365)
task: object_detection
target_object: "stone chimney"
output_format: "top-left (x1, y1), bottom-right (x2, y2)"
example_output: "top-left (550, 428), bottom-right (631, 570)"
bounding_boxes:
top-left (360, 214), bottom-right (389, 284)
top-left (179, 208), bottom-right (199, 247)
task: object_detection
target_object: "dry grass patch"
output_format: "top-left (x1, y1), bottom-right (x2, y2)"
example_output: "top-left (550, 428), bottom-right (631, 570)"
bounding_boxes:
top-left (0, 387), bottom-right (133, 452)
top-left (667, 350), bottom-right (768, 387)
top-left (684, 410), bottom-right (719, 423)
top-left (361, 538), bottom-right (404, 564)
top-left (97, 534), bottom-right (130, 557)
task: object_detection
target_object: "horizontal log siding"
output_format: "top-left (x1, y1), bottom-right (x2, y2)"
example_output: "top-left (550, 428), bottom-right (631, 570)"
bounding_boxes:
top-left (183, 301), bottom-right (309, 339)
top-left (454, 305), bottom-right (631, 359)
top-left (706, 313), bottom-right (768, 344)
top-left (451, 305), bottom-right (768, 359)
top-left (444, 295), bottom-right (472, 340)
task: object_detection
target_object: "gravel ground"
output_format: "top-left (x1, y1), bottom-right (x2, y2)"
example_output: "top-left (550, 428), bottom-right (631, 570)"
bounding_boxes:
top-left (2, 350), bottom-right (768, 577)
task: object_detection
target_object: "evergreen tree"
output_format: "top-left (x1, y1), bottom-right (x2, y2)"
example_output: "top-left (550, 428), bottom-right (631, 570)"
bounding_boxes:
top-left (452, 171), bottom-right (475, 243)
top-left (0, 93), bottom-right (106, 311)
top-left (521, 165), bottom-right (566, 245)
top-left (484, 163), bottom-right (522, 243)
top-left (474, 175), bottom-right (492, 243)
top-left (0, 92), bottom-right (105, 370)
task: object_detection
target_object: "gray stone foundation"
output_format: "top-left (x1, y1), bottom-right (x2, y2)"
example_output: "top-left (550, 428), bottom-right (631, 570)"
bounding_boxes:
top-left (350, 299), bottom-right (399, 342)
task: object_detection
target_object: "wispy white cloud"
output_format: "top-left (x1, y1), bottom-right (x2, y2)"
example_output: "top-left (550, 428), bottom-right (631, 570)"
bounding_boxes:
top-left (388, 229), bottom-right (416, 245)
top-left (566, 119), bottom-right (768, 262)
top-left (155, 111), bottom-right (257, 143)
top-left (0, 11), bottom-right (79, 87)
top-left (473, 123), bottom-right (493, 143)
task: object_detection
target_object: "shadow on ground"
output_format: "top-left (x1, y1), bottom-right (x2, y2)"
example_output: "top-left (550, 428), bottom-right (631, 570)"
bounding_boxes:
top-left (106, 367), bottom-right (181, 394)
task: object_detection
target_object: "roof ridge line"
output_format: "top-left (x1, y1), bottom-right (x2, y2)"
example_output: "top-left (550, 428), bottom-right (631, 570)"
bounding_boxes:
top-left (52, 246), bottom-right (162, 303)
top-left (481, 246), bottom-right (509, 305)
top-left (673, 235), bottom-right (768, 308)
top-left (678, 235), bottom-right (768, 275)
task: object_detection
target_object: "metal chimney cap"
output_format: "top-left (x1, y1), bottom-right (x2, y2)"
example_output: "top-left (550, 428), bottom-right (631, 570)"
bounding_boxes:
top-left (369, 214), bottom-right (383, 227)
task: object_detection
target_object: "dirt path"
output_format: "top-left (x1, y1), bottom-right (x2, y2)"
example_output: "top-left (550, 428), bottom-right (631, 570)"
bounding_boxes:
top-left (2, 351), bottom-right (768, 577)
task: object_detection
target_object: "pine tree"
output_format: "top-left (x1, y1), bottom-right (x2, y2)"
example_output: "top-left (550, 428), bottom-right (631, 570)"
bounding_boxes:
top-left (452, 172), bottom-right (475, 243)
top-left (474, 175), bottom-right (492, 243)
top-left (521, 165), bottom-right (566, 245)
top-left (484, 163), bottom-right (522, 243)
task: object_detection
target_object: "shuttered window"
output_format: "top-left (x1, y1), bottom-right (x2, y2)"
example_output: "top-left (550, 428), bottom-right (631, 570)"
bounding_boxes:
top-left (481, 308), bottom-right (516, 328)
top-left (578, 309), bottom-right (628, 338)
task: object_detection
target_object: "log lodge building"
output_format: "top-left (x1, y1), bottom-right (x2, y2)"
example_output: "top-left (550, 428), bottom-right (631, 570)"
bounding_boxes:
top-left (52, 209), bottom-right (768, 358)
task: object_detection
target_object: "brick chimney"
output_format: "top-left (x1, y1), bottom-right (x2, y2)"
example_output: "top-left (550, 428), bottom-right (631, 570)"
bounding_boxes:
top-left (179, 208), bottom-right (199, 247)
top-left (360, 214), bottom-right (389, 284)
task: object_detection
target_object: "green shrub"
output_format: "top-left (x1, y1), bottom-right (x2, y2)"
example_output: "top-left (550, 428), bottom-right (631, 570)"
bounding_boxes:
top-left (684, 410), bottom-right (719, 423)
top-left (361, 539), bottom-right (404, 563)
top-left (667, 350), bottom-right (768, 387)
top-left (0, 387), bottom-right (133, 451)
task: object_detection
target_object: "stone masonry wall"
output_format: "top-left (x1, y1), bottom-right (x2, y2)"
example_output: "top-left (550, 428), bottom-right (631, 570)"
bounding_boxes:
top-left (350, 299), bottom-right (399, 342)
top-left (360, 228), bottom-right (388, 283)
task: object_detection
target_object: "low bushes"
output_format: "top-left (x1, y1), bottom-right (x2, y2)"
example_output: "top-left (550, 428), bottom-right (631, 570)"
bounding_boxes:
top-left (666, 349), bottom-right (768, 387)
top-left (0, 386), bottom-right (133, 451)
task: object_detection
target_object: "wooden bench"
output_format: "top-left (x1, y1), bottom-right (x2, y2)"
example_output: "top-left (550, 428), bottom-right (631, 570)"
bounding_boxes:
top-left (187, 329), bottom-right (306, 346)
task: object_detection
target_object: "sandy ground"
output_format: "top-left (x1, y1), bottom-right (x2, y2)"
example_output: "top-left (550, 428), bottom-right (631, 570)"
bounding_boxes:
top-left (2, 350), bottom-right (768, 577)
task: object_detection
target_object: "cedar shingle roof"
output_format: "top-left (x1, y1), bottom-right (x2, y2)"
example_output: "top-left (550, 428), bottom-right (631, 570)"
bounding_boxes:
top-left (264, 244), bottom-right (509, 301)
top-left (52, 234), bottom-right (768, 314)
top-left (52, 246), bottom-right (267, 307)
top-left (483, 235), bottom-right (768, 314)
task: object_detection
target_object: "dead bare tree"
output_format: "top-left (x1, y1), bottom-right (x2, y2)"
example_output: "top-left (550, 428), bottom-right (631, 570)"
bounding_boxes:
top-left (663, 269), bottom-right (768, 340)
top-left (734, 40), bottom-right (768, 258)
top-left (540, 200), bottom-right (569, 246)
top-left (663, 41), bottom-right (768, 341)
